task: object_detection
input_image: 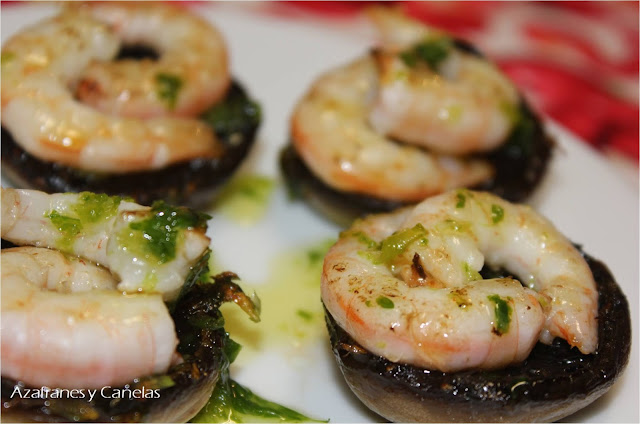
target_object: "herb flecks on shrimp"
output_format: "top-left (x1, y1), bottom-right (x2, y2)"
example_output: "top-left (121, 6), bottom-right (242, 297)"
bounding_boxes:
top-left (322, 190), bottom-right (598, 372)
top-left (2, 188), bottom-right (210, 300)
top-left (286, 6), bottom-right (550, 212)
top-left (367, 7), bottom-right (520, 155)
top-left (0, 3), bottom-right (230, 173)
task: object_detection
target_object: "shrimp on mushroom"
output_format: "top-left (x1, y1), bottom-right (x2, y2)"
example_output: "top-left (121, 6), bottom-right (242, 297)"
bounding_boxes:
top-left (284, 7), bottom-right (552, 222)
top-left (1, 3), bottom-right (229, 173)
top-left (322, 190), bottom-right (598, 372)
top-left (1, 187), bottom-right (211, 300)
top-left (1, 246), bottom-right (177, 389)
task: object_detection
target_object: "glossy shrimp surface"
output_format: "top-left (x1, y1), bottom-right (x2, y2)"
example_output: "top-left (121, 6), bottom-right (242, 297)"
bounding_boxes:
top-left (1, 188), bottom-right (210, 301)
top-left (74, 2), bottom-right (230, 119)
top-left (321, 190), bottom-right (598, 372)
top-left (1, 4), bottom-right (227, 172)
top-left (367, 7), bottom-right (519, 155)
top-left (291, 57), bottom-right (493, 202)
top-left (1, 247), bottom-right (177, 389)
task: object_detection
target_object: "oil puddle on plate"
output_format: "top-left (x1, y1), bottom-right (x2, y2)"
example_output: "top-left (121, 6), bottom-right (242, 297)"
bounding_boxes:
top-left (217, 238), bottom-right (335, 364)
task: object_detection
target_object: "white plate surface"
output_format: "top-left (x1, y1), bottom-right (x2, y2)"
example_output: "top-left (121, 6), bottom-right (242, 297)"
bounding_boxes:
top-left (1, 3), bottom-right (638, 423)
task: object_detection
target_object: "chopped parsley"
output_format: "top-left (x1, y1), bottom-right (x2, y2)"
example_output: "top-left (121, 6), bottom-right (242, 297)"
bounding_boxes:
top-left (487, 294), bottom-right (512, 335)
top-left (155, 72), bottom-right (183, 109)
top-left (376, 295), bottom-right (395, 309)
top-left (456, 191), bottom-right (467, 208)
top-left (46, 211), bottom-right (82, 250)
top-left (378, 223), bottom-right (428, 266)
top-left (462, 262), bottom-right (482, 282)
top-left (400, 37), bottom-right (452, 70)
top-left (491, 204), bottom-right (505, 224)
top-left (128, 201), bottom-right (210, 264)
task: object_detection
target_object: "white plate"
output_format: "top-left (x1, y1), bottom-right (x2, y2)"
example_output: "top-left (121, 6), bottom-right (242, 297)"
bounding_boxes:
top-left (2, 3), bottom-right (638, 423)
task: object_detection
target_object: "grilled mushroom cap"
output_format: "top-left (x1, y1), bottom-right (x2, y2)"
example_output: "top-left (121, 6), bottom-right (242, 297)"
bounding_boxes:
top-left (0, 266), bottom-right (246, 423)
top-left (1, 82), bottom-right (260, 208)
top-left (324, 250), bottom-right (631, 423)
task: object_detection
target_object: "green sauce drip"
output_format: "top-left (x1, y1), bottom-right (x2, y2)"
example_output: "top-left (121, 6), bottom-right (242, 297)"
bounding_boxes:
top-left (296, 309), bottom-right (313, 322)
top-left (487, 294), bottom-right (512, 335)
top-left (455, 191), bottom-right (466, 208)
top-left (400, 37), bottom-right (452, 70)
top-left (44, 192), bottom-right (123, 251)
top-left (71, 192), bottom-right (121, 224)
top-left (376, 296), bottom-right (395, 309)
top-left (215, 175), bottom-right (275, 226)
top-left (46, 211), bottom-right (82, 251)
top-left (500, 100), bottom-right (522, 126)
top-left (128, 201), bottom-right (210, 264)
top-left (462, 262), bottom-right (482, 282)
top-left (1, 51), bottom-right (16, 66)
top-left (192, 378), bottom-right (326, 423)
top-left (491, 204), bottom-right (505, 224)
top-left (200, 91), bottom-right (262, 139)
top-left (378, 223), bottom-right (428, 266)
top-left (155, 72), bottom-right (183, 109)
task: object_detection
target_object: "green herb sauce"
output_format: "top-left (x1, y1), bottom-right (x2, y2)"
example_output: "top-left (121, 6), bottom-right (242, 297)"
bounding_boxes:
top-left (376, 296), bottom-right (395, 309)
top-left (487, 294), bottom-right (512, 335)
top-left (400, 37), bottom-right (452, 70)
top-left (201, 91), bottom-right (261, 138)
top-left (71, 192), bottom-right (121, 224)
top-left (455, 191), bottom-right (467, 208)
top-left (219, 239), bottom-right (335, 358)
top-left (46, 211), bottom-right (82, 251)
top-left (378, 223), bottom-right (428, 266)
top-left (462, 262), bottom-right (482, 282)
top-left (491, 204), bottom-right (505, 224)
top-left (192, 377), bottom-right (325, 423)
top-left (1, 51), bottom-right (16, 66)
top-left (215, 174), bottom-right (275, 226)
top-left (155, 72), bottom-right (183, 109)
top-left (44, 192), bottom-right (123, 251)
top-left (128, 201), bottom-right (210, 264)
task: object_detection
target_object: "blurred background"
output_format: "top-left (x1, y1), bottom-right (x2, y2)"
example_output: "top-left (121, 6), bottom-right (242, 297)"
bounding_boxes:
top-left (267, 1), bottom-right (639, 185)
top-left (3, 1), bottom-right (637, 184)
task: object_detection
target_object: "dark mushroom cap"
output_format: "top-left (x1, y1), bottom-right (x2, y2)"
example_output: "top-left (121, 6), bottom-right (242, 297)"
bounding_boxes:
top-left (1, 82), bottom-right (260, 208)
top-left (281, 36), bottom-right (554, 226)
top-left (324, 249), bottom-right (631, 423)
top-left (0, 259), bottom-right (245, 423)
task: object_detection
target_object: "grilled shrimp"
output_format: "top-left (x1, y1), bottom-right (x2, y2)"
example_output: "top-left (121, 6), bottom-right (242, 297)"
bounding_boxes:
top-left (1, 4), bottom-right (228, 172)
top-left (321, 190), bottom-right (598, 372)
top-left (291, 57), bottom-right (493, 202)
top-left (1, 246), bottom-right (177, 389)
top-left (74, 2), bottom-right (229, 118)
top-left (1, 187), bottom-right (210, 301)
top-left (367, 7), bottom-right (520, 154)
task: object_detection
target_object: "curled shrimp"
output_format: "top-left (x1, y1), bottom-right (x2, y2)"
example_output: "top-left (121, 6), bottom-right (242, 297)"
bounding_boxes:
top-left (74, 2), bottom-right (230, 119)
top-left (1, 187), bottom-right (210, 301)
top-left (321, 190), bottom-right (598, 372)
top-left (1, 4), bottom-right (228, 172)
top-left (1, 246), bottom-right (177, 389)
top-left (289, 7), bottom-right (528, 202)
top-left (291, 57), bottom-right (493, 202)
top-left (367, 7), bottom-right (520, 155)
